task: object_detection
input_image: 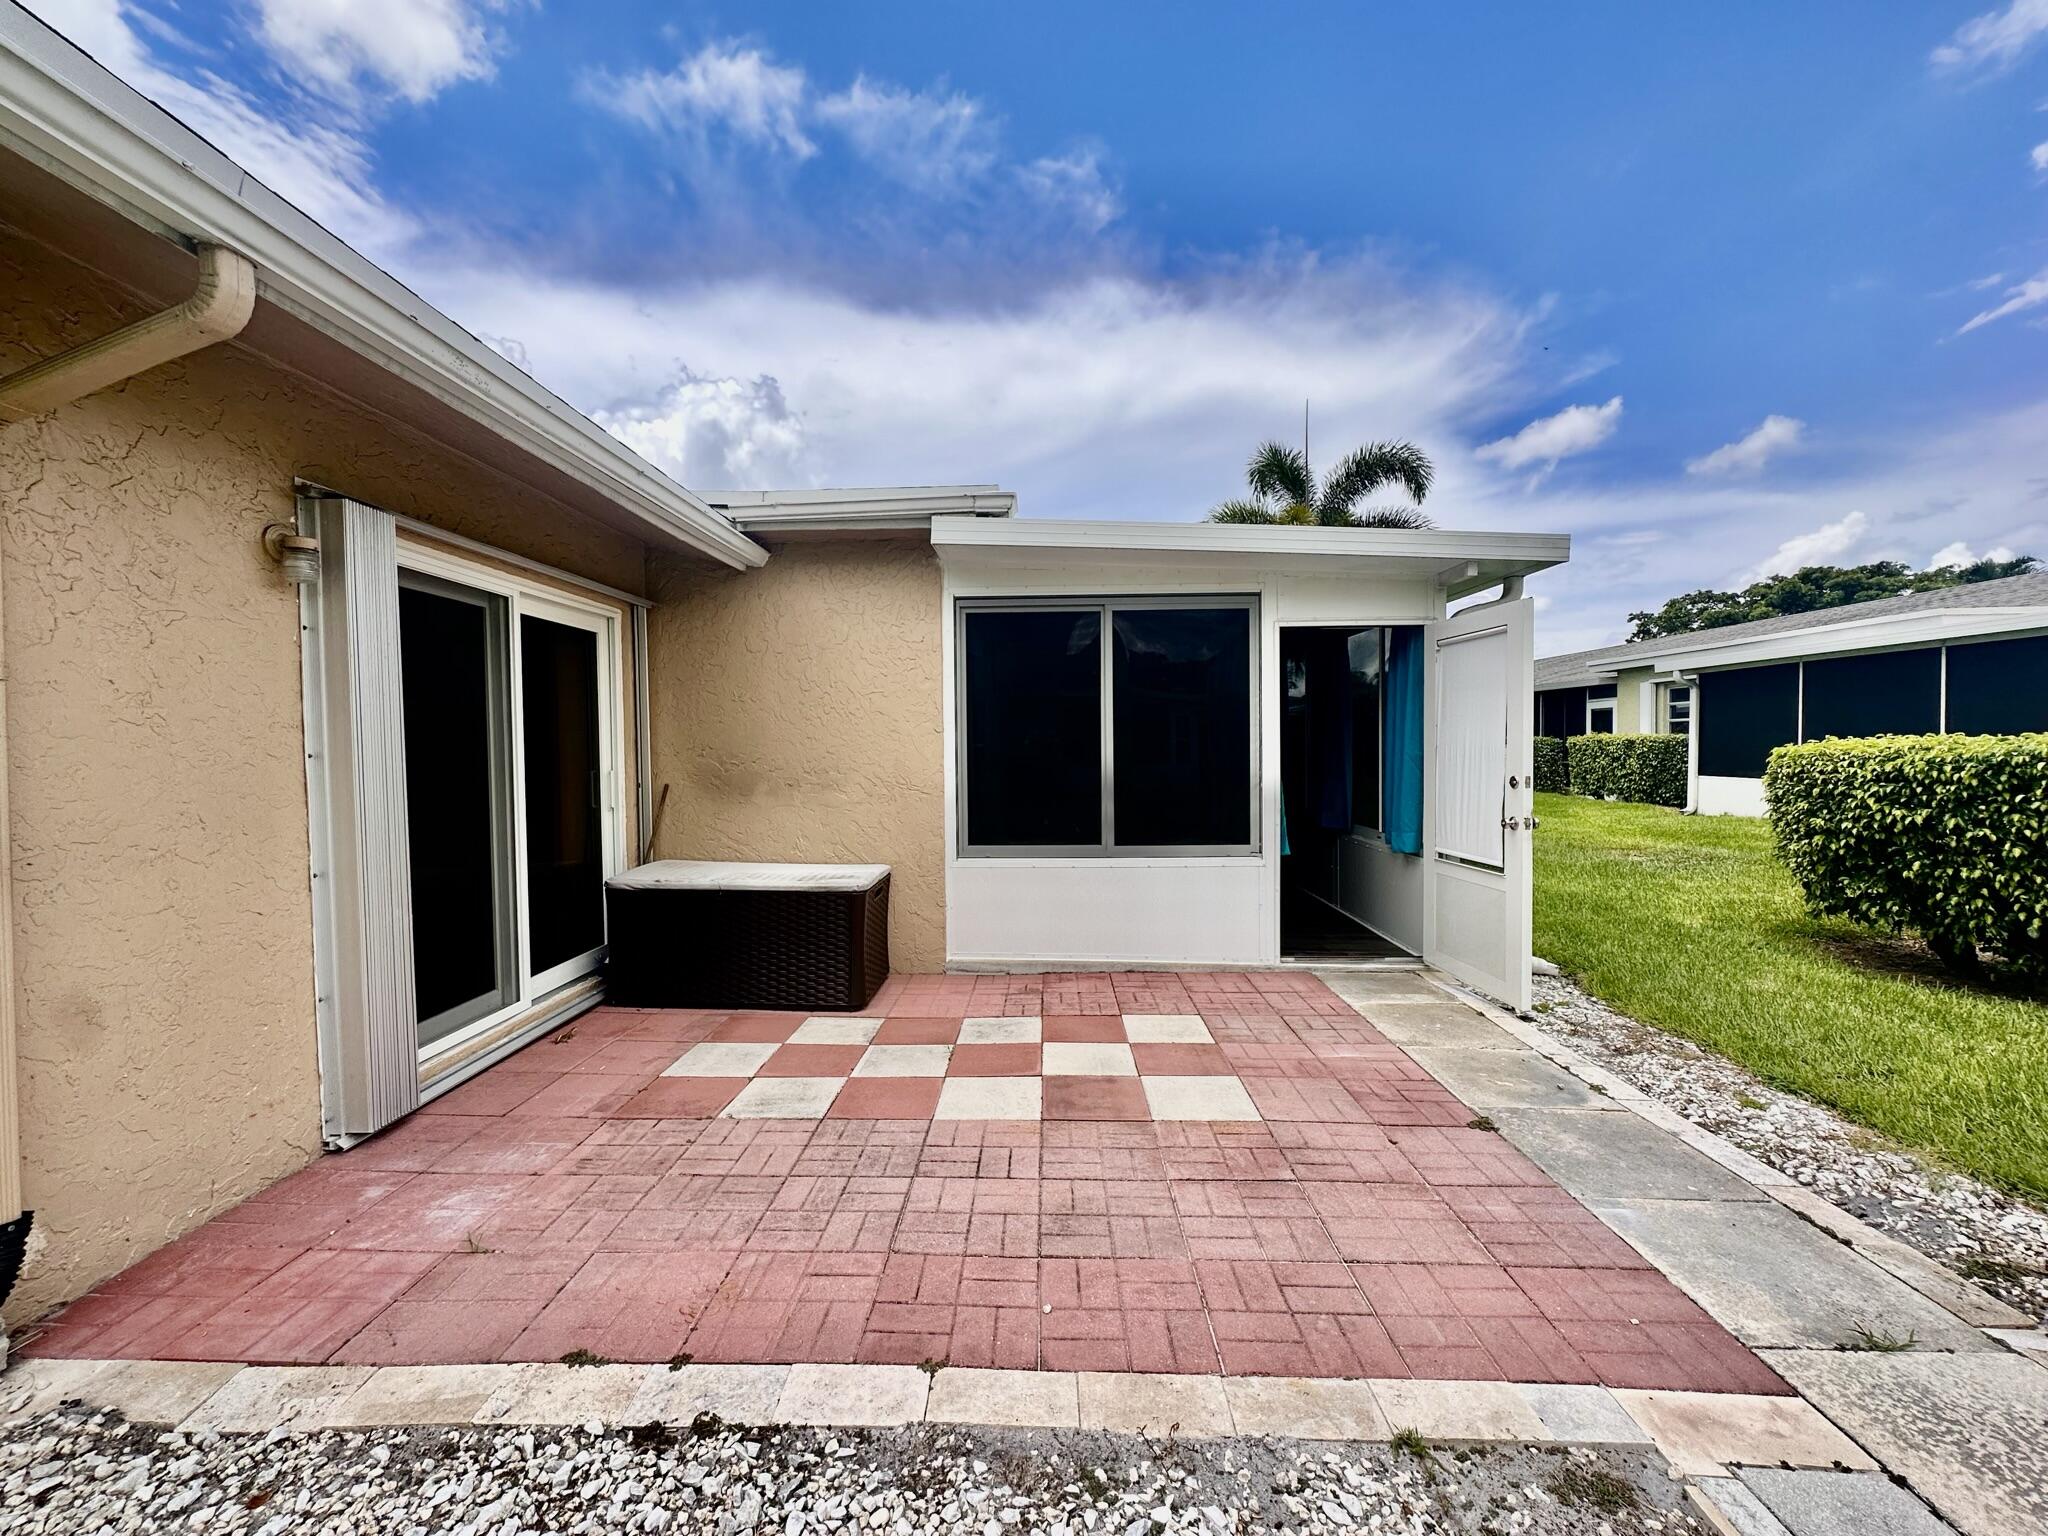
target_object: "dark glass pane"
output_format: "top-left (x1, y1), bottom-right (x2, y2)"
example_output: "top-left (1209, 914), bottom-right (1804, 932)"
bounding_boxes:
top-left (399, 581), bottom-right (514, 1042)
top-left (522, 616), bottom-right (606, 972)
top-left (1348, 630), bottom-right (1383, 831)
top-left (1802, 648), bottom-right (1940, 740)
top-left (1112, 607), bottom-right (1252, 847)
top-left (964, 609), bottom-right (1102, 846)
top-left (1944, 635), bottom-right (2048, 734)
top-left (1697, 663), bottom-right (1799, 777)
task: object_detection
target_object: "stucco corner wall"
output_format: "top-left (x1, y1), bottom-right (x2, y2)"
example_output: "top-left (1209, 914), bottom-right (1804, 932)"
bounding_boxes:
top-left (644, 540), bottom-right (946, 971)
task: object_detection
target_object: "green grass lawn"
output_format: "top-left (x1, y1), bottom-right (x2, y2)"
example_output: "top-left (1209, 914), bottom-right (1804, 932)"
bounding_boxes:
top-left (1532, 791), bottom-right (2048, 1201)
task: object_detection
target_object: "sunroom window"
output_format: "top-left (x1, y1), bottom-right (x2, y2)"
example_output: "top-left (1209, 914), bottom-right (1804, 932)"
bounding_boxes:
top-left (959, 598), bottom-right (1257, 855)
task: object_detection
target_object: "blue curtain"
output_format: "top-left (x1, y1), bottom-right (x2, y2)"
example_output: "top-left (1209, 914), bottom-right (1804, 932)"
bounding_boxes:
top-left (1384, 627), bottom-right (1424, 854)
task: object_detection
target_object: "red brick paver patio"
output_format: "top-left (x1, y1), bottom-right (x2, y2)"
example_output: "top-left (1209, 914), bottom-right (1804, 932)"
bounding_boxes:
top-left (23, 971), bottom-right (1786, 1394)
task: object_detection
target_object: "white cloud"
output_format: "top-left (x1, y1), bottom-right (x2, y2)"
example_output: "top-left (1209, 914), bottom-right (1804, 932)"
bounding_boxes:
top-left (21, 0), bottom-right (416, 255)
top-left (594, 370), bottom-right (810, 487)
top-left (1736, 510), bottom-right (1869, 584)
top-left (1475, 397), bottom-right (1622, 473)
top-left (1931, 0), bottom-right (2048, 76)
top-left (1016, 148), bottom-right (1122, 233)
top-left (595, 42), bottom-right (817, 158)
top-left (2033, 140), bottom-right (2048, 171)
top-left (815, 76), bottom-right (995, 192)
top-left (1685, 414), bottom-right (1806, 476)
top-left (1930, 539), bottom-right (2018, 567)
top-left (249, 0), bottom-right (509, 105)
top-left (1958, 266), bottom-right (2048, 333)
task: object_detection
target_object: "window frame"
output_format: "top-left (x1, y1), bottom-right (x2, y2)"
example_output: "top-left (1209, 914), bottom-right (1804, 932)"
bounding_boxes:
top-left (955, 593), bottom-right (1261, 858)
top-left (396, 539), bottom-right (627, 1065)
top-left (1665, 684), bottom-right (1692, 735)
top-left (1586, 697), bottom-right (1617, 734)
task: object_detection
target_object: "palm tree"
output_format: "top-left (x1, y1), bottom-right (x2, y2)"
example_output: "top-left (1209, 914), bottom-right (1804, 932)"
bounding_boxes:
top-left (1208, 440), bottom-right (1434, 528)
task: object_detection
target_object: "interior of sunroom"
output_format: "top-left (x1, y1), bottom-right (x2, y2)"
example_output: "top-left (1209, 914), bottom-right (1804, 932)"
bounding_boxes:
top-left (1278, 625), bottom-right (1422, 962)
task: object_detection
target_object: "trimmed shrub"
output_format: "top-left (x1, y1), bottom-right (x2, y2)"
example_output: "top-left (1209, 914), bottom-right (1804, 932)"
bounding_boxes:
top-left (1565, 733), bottom-right (1688, 808)
top-left (1766, 733), bottom-right (2048, 976)
top-left (1534, 735), bottom-right (1568, 793)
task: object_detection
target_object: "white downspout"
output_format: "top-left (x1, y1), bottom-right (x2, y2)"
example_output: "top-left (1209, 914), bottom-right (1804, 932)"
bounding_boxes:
top-left (0, 245), bottom-right (257, 424)
top-left (0, 243), bottom-right (257, 1306)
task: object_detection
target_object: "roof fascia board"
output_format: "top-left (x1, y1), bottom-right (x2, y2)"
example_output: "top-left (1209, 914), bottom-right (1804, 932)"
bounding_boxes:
top-left (0, 16), bottom-right (765, 570)
top-left (1658, 608), bottom-right (2048, 672)
top-left (714, 486), bottom-right (1017, 533)
top-left (930, 516), bottom-right (1569, 567)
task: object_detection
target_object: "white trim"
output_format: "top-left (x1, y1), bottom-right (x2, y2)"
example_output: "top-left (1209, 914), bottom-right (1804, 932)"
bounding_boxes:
top-left (710, 485), bottom-right (1015, 533)
top-left (0, 10), bottom-right (765, 571)
top-left (1655, 607), bottom-right (2048, 673)
top-left (931, 517), bottom-right (1568, 597)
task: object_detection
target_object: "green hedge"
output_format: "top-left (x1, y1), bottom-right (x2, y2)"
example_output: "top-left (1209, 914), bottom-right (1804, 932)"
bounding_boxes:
top-left (1564, 733), bottom-right (1688, 807)
top-left (1534, 736), bottom-right (1568, 793)
top-left (1766, 733), bottom-right (2048, 975)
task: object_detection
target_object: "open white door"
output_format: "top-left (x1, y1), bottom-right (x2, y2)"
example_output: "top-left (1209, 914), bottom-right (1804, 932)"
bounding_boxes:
top-left (1424, 595), bottom-right (1534, 1011)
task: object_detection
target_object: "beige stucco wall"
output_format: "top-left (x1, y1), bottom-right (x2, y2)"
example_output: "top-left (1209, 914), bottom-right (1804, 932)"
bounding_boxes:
top-left (645, 540), bottom-right (946, 970)
top-left (0, 224), bottom-right (650, 1322)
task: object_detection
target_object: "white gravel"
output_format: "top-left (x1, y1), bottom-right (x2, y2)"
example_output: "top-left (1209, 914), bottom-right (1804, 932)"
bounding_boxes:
top-left (0, 1402), bottom-right (1702, 1536)
top-left (1530, 972), bottom-right (2048, 1324)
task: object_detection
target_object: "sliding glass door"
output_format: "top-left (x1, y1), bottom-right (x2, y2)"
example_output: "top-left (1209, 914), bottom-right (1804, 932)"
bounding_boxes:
top-left (394, 556), bottom-right (620, 1059)
top-left (398, 574), bottom-right (519, 1046)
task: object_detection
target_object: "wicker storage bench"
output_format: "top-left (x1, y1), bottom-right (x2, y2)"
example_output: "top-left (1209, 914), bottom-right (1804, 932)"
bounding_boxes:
top-left (604, 861), bottom-right (891, 1011)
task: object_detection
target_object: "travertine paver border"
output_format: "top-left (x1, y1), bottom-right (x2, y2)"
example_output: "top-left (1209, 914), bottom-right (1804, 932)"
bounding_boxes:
top-left (0, 1354), bottom-right (1861, 1467)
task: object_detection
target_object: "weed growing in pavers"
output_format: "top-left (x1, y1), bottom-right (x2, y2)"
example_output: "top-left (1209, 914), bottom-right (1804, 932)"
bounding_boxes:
top-left (558, 1348), bottom-right (611, 1367)
top-left (1547, 1453), bottom-right (1640, 1515)
top-left (1467, 1115), bottom-right (1500, 1131)
top-left (666, 1352), bottom-right (693, 1372)
top-left (918, 1356), bottom-right (947, 1378)
top-left (554, 1028), bottom-right (579, 1043)
top-left (461, 1233), bottom-right (494, 1254)
top-left (687, 1411), bottom-right (727, 1438)
top-left (1839, 1323), bottom-right (1918, 1352)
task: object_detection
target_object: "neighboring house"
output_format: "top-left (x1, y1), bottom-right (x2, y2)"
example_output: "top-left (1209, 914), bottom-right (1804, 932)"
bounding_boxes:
top-left (0, 11), bottom-right (1565, 1327)
top-left (1535, 572), bottom-right (2048, 816)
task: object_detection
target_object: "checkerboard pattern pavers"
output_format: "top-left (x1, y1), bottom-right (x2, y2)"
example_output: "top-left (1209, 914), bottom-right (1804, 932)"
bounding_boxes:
top-left (23, 970), bottom-right (1789, 1397)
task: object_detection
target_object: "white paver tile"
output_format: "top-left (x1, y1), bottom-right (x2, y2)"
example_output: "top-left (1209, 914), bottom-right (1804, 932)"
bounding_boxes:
top-left (180, 1366), bottom-right (374, 1432)
top-left (1043, 1042), bottom-right (1138, 1077)
top-left (1122, 1015), bottom-right (1213, 1043)
top-left (84, 1361), bottom-right (245, 1425)
top-left (935, 1077), bottom-right (1042, 1121)
top-left (0, 1359), bottom-right (112, 1423)
top-left (789, 1018), bottom-right (882, 1045)
top-left (1613, 1389), bottom-right (1876, 1477)
top-left (778, 1364), bottom-right (928, 1426)
top-left (852, 1045), bottom-right (953, 1077)
top-left (1369, 1379), bottom-right (1548, 1443)
top-left (665, 1042), bottom-right (778, 1077)
top-left (960, 1018), bottom-right (1042, 1044)
top-left (927, 1368), bottom-right (1079, 1427)
top-left (1142, 1075), bottom-right (1260, 1121)
top-left (1077, 1372), bottom-right (1233, 1437)
top-left (337, 1365), bottom-right (524, 1425)
top-left (476, 1364), bottom-right (654, 1424)
top-left (1515, 1384), bottom-right (1651, 1445)
top-left (630, 1364), bottom-right (789, 1425)
top-left (722, 1077), bottom-right (842, 1118)
top-left (1224, 1377), bottom-right (1387, 1440)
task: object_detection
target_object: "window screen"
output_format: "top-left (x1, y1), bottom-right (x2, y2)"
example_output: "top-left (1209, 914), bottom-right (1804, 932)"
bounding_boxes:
top-left (963, 609), bottom-right (1102, 846)
top-left (962, 600), bottom-right (1256, 853)
top-left (1535, 687), bottom-right (1588, 739)
top-left (1801, 648), bottom-right (1939, 740)
top-left (1697, 663), bottom-right (1799, 777)
top-left (1112, 608), bottom-right (1253, 846)
top-left (1944, 635), bottom-right (2048, 734)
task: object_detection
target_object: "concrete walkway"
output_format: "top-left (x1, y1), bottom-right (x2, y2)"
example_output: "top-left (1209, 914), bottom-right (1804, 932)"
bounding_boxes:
top-left (1349, 970), bottom-right (2047, 1536)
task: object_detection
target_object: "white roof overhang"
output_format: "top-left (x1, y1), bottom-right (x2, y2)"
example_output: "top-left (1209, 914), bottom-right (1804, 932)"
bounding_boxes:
top-left (1658, 607), bottom-right (2048, 673)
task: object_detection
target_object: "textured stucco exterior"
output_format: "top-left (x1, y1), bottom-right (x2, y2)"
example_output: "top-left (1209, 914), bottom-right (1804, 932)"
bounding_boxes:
top-left (645, 541), bottom-right (946, 970)
top-left (0, 222), bottom-right (650, 1322)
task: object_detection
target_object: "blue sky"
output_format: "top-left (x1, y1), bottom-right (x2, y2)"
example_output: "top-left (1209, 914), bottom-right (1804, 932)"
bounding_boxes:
top-left (28, 0), bottom-right (2048, 651)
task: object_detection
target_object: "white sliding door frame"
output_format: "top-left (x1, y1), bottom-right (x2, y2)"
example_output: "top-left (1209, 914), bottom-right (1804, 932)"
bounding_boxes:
top-left (393, 540), bottom-right (627, 1071)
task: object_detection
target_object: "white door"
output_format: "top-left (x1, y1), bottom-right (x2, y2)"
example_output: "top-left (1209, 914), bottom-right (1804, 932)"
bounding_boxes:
top-left (1424, 596), bottom-right (1534, 1011)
